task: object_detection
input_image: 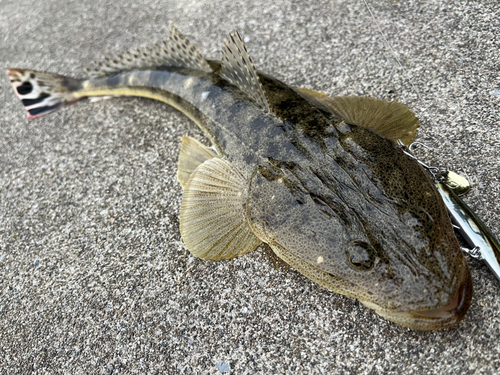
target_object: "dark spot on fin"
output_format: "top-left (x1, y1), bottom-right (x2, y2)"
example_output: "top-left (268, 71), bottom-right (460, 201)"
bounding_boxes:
top-left (85, 24), bottom-right (212, 79)
top-left (7, 68), bottom-right (83, 120)
top-left (22, 93), bottom-right (50, 106)
top-left (28, 103), bottom-right (63, 117)
top-left (16, 81), bottom-right (33, 95)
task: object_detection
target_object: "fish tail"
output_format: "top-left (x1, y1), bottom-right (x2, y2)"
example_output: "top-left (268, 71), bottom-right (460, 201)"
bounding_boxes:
top-left (7, 68), bottom-right (84, 119)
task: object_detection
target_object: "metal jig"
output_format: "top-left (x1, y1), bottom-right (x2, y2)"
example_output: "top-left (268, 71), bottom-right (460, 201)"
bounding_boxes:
top-left (400, 140), bottom-right (500, 283)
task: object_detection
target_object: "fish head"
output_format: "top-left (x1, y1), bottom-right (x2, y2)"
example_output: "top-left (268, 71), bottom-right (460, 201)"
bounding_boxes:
top-left (246, 147), bottom-right (472, 330)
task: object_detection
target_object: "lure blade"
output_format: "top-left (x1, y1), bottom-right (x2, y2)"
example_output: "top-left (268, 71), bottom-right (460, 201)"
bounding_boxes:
top-left (437, 182), bottom-right (500, 283)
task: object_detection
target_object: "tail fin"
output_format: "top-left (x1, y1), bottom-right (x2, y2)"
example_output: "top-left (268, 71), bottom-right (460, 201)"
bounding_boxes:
top-left (7, 69), bottom-right (83, 119)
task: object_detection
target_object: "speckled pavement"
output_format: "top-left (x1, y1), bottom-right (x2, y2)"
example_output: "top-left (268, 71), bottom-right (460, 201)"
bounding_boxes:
top-left (1, 0), bottom-right (499, 373)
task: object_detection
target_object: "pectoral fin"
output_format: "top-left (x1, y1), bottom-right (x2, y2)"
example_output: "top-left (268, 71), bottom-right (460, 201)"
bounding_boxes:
top-left (180, 158), bottom-right (261, 260)
top-left (177, 136), bottom-right (218, 189)
top-left (297, 88), bottom-right (419, 146)
top-left (297, 87), bottom-right (330, 101)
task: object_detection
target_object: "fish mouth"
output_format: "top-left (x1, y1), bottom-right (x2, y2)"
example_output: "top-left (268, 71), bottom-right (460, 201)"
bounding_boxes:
top-left (408, 281), bottom-right (469, 320)
top-left (364, 262), bottom-right (473, 330)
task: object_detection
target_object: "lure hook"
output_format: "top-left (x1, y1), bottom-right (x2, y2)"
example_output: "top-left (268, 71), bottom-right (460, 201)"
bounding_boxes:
top-left (399, 140), bottom-right (500, 283)
top-left (398, 140), bottom-right (441, 180)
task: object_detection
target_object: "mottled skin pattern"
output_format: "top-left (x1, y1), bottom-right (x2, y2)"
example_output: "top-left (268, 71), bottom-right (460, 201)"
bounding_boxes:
top-left (75, 62), bottom-right (472, 329)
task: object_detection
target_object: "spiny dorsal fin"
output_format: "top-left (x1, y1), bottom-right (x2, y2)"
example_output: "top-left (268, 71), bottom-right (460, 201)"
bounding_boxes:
top-left (180, 158), bottom-right (261, 260)
top-left (177, 136), bottom-right (218, 189)
top-left (220, 31), bottom-right (272, 114)
top-left (85, 24), bottom-right (212, 79)
top-left (297, 88), bottom-right (419, 146)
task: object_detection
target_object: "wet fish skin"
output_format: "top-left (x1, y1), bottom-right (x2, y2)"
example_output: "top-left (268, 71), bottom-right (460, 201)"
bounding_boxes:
top-left (7, 27), bottom-right (473, 330)
top-left (249, 75), bottom-right (472, 329)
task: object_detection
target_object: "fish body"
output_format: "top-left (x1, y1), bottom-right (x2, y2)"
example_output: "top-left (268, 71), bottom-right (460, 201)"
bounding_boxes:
top-left (7, 25), bottom-right (472, 330)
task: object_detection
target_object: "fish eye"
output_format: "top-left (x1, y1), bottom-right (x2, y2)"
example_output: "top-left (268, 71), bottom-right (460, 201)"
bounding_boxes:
top-left (346, 241), bottom-right (375, 271)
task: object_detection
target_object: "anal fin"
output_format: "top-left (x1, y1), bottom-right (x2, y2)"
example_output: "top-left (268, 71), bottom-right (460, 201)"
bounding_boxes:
top-left (89, 95), bottom-right (117, 103)
top-left (180, 158), bottom-right (261, 260)
top-left (297, 88), bottom-right (419, 146)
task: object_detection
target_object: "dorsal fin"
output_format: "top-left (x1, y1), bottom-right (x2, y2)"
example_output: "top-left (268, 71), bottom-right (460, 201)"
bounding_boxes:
top-left (85, 24), bottom-right (212, 79)
top-left (220, 31), bottom-right (272, 114)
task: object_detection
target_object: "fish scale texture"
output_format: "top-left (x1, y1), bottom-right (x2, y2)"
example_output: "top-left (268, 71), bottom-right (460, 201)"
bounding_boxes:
top-left (0, 0), bottom-right (499, 374)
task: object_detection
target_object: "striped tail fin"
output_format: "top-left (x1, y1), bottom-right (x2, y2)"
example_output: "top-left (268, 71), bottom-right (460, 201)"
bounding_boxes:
top-left (7, 69), bottom-right (83, 119)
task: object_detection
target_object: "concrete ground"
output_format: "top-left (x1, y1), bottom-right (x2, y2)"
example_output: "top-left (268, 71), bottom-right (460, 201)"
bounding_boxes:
top-left (1, 0), bottom-right (499, 373)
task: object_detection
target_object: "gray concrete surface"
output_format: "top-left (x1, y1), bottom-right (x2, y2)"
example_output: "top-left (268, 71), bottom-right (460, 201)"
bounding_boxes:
top-left (1, 0), bottom-right (499, 373)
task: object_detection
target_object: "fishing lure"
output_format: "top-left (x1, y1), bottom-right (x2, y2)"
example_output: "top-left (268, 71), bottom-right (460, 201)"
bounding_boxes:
top-left (402, 143), bottom-right (500, 283)
top-left (438, 181), bottom-right (500, 283)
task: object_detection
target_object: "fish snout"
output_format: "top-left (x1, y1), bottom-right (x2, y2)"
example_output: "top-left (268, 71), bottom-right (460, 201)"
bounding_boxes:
top-left (408, 261), bottom-right (473, 328)
top-left (367, 256), bottom-right (473, 330)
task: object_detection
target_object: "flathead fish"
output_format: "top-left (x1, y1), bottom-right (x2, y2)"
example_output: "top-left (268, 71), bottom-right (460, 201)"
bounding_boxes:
top-left (7, 25), bottom-right (472, 330)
